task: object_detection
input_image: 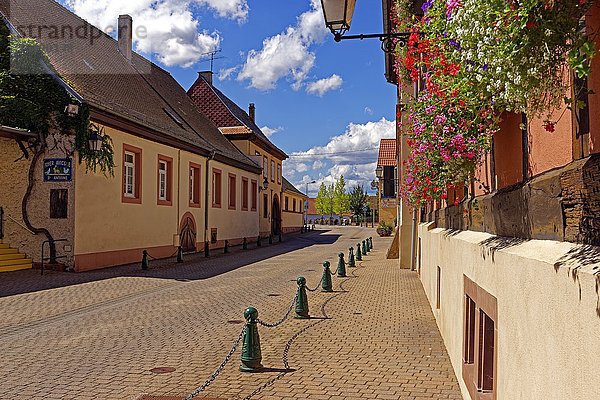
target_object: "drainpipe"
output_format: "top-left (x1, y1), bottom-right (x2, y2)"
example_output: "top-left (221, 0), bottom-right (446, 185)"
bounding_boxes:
top-left (410, 208), bottom-right (417, 271)
top-left (176, 149), bottom-right (181, 248)
top-left (204, 151), bottom-right (216, 248)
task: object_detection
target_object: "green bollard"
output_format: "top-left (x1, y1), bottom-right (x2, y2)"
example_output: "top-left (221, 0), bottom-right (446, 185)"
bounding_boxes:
top-left (243, 237), bottom-right (248, 250)
top-left (240, 307), bottom-right (263, 372)
top-left (204, 241), bottom-right (210, 258)
top-left (141, 250), bottom-right (149, 270)
top-left (269, 235), bottom-right (273, 245)
top-left (337, 252), bottom-right (347, 277)
top-left (224, 240), bottom-right (229, 254)
top-left (362, 240), bottom-right (368, 255)
top-left (279, 233), bottom-right (283, 243)
top-left (321, 261), bottom-right (333, 292)
top-left (177, 246), bottom-right (184, 263)
top-left (294, 277), bottom-right (310, 319)
top-left (369, 237), bottom-right (374, 250)
top-left (348, 247), bottom-right (356, 268)
top-left (257, 236), bottom-right (262, 247)
top-left (366, 238), bottom-right (371, 253)
top-left (356, 243), bottom-right (362, 261)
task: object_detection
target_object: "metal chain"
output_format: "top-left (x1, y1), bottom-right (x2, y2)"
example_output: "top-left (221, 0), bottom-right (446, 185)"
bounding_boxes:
top-left (146, 248), bottom-right (179, 261)
top-left (185, 325), bottom-right (247, 400)
top-left (306, 276), bottom-right (323, 292)
top-left (257, 291), bottom-right (299, 328)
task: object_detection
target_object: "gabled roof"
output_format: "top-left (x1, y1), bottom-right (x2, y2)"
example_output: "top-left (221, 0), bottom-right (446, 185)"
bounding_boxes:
top-left (0, 0), bottom-right (261, 174)
top-left (377, 139), bottom-right (397, 167)
top-left (282, 178), bottom-right (307, 198)
top-left (188, 74), bottom-right (288, 160)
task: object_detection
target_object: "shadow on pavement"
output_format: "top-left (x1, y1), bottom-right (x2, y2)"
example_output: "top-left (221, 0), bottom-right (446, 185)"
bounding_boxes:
top-left (0, 230), bottom-right (342, 298)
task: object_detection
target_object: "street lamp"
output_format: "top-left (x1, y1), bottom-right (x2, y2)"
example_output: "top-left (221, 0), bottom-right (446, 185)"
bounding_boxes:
top-left (258, 177), bottom-right (269, 192)
top-left (88, 130), bottom-right (102, 152)
top-left (321, 0), bottom-right (416, 52)
top-left (375, 166), bottom-right (383, 180)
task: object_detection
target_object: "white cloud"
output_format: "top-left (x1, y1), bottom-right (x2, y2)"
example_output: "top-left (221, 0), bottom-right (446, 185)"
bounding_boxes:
top-left (197, 0), bottom-right (249, 22)
top-left (63, 0), bottom-right (230, 67)
top-left (284, 118), bottom-right (396, 193)
top-left (364, 107), bottom-right (373, 115)
top-left (261, 126), bottom-right (283, 138)
top-left (237, 0), bottom-right (328, 90)
top-left (306, 74), bottom-right (343, 96)
top-left (219, 66), bottom-right (239, 81)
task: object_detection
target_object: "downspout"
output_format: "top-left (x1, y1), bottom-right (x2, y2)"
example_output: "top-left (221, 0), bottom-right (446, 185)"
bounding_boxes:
top-left (176, 149), bottom-right (181, 247)
top-left (23, 141), bottom-right (56, 262)
top-left (204, 150), bottom-right (216, 249)
top-left (410, 209), bottom-right (417, 271)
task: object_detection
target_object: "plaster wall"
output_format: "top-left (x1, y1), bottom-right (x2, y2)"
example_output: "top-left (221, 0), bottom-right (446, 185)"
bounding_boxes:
top-left (0, 136), bottom-right (75, 266)
top-left (282, 190), bottom-right (306, 233)
top-left (232, 139), bottom-right (284, 236)
top-left (494, 112), bottom-right (523, 189)
top-left (418, 223), bottom-right (600, 400)
top-left (528, 98), bottom-right (573, 177)
top-left (74, 124), bottom-right (260, 271)
top-left (586, 2), bottom-right (600, 154)
top-left (206, 159), bottom-right (260, 243)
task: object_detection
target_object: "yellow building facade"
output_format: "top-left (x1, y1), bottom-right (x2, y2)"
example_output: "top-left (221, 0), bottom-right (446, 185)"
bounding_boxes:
top-left (0, 3), bottom-right (263, 272)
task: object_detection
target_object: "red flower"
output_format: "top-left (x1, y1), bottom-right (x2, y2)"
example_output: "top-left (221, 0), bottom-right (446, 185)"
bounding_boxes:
top-left (543, 121), bottom-right (556, 133)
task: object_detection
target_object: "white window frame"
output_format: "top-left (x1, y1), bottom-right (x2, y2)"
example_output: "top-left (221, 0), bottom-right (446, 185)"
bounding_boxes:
top-left (124, 151), bottom-right (135, 198)
top-left (189, 167), bottom-right (195, 202)
top-left (263, 156), bottom-right (268, 178)
top-left (158, 160), bottom-right (167, 201)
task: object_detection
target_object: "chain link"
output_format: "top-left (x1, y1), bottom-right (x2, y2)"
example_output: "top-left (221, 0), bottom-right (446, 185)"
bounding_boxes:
top-left (257, 291), bottom-right (299, 328)
top-left (185, 325), bottom-right (247, 400)
top-left (306, 276), bottom-right (323, 292)
top-left (146, 248), bottom-right (179, 261)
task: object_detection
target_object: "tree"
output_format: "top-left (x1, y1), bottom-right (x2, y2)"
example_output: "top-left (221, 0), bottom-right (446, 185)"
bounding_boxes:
top-left (348, 184), bottom-right (368, 221)
top-left (315, 183), bottom-right (327, 216)
top-left (333, 175), bottom-right (350, 216)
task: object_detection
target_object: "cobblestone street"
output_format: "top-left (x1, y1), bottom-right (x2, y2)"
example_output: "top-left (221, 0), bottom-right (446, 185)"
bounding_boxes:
top-left (0, 227), bottom-right (462, 400)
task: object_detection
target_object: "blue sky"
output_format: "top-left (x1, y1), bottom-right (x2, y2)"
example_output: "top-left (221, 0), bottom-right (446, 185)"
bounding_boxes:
top-left (60, 0), bottom-right (397, 196)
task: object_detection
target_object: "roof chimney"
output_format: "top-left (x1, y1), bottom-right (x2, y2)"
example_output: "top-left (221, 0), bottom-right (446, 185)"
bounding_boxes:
top-left (118, 15), bottom-right (133, 61)
top-left (199, 71), bottom-right (213, 86)
top-left (249, 103), bottom-right (256, 122)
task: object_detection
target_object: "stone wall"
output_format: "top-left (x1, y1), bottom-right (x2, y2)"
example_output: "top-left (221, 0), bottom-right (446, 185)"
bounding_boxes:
top-left (0, 136), bottom-right (75, 267)
top-left (427, 154), bottom-right (600, 246)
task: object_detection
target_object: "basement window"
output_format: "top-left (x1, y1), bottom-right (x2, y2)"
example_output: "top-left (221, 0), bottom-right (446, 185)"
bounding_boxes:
top-left (478, 310), bottom-right (495, 393)
top-left (464, 295), bottom-right (476, 364)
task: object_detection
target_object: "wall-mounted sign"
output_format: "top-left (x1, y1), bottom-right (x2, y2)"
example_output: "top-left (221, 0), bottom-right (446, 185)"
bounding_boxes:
top-left (381, 198), bottom-right (398, 209)
top-left (44, 158), bottom-right (72, 182)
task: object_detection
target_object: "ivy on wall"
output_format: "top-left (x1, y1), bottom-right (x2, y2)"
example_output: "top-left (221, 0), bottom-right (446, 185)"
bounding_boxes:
top-left (0, 20), bottom-right (114, 175)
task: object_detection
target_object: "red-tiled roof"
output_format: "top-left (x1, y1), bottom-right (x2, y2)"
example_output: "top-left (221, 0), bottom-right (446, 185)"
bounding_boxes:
top-left (307, 198), bottom-right (317, 215)
top-left (377, 139), bottom-right (397, 167)
top-left (188, 75), bottom-right (288, 160)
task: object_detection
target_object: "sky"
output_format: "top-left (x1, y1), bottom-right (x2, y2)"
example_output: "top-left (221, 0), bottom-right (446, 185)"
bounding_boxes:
top-left (60, 0), bottom-right (397, 197)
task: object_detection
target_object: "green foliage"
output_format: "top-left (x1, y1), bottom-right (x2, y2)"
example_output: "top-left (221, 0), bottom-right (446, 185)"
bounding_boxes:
top-left (333, 175), bottom-right (349, 215)
top-left (315, 182), bottom-right (335, 217)
top-left (348, 184), bottom-right (368, 218)
top-left (0, 21), bottom-right (114, 175)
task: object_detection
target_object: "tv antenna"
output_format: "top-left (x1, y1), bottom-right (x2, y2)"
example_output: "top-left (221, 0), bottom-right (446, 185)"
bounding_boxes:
top-left (199, 49), bottom-right (225, 72)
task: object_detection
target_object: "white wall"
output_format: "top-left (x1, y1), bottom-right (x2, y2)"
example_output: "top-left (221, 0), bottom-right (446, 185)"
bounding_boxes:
top-left (418, 223), bottom-right (600, 400)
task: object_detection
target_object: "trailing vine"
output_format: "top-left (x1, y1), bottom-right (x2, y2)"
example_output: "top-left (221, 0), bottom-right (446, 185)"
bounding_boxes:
top-left (0, 20), bottom-right (114, 175)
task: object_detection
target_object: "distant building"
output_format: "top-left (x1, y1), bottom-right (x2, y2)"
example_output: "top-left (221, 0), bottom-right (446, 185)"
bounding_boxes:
top-left (281, 178), bottom-right (308, 233)
top-left (375, 138), bottom-right (397, 225)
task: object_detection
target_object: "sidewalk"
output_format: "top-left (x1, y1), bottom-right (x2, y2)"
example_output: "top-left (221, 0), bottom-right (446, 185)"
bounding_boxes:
top-left (147, 236), bottom-right (463, 400)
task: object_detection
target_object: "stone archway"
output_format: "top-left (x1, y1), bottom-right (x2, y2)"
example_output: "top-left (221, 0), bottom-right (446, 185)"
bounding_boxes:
top-left (271, 195), bottom-right (281, 235)
top-left (179, 212), bottom-right (197, 252)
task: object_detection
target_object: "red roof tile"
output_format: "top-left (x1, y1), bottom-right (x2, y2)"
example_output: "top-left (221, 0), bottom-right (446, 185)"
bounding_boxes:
top-left (377, 139), bottom-right (397, 167)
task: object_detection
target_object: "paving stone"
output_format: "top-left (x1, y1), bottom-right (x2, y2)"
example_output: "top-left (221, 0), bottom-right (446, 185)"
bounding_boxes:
top-left (0, 227), bottom-right (462, 399)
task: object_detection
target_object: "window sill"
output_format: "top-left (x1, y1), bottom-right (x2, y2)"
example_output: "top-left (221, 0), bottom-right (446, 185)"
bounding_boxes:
top-left (122, 196), bottom-right (142, 204)
top-left (189, 202), bottom-right (201, 209)
top-left (158, 199), bottom-right (172, 206)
